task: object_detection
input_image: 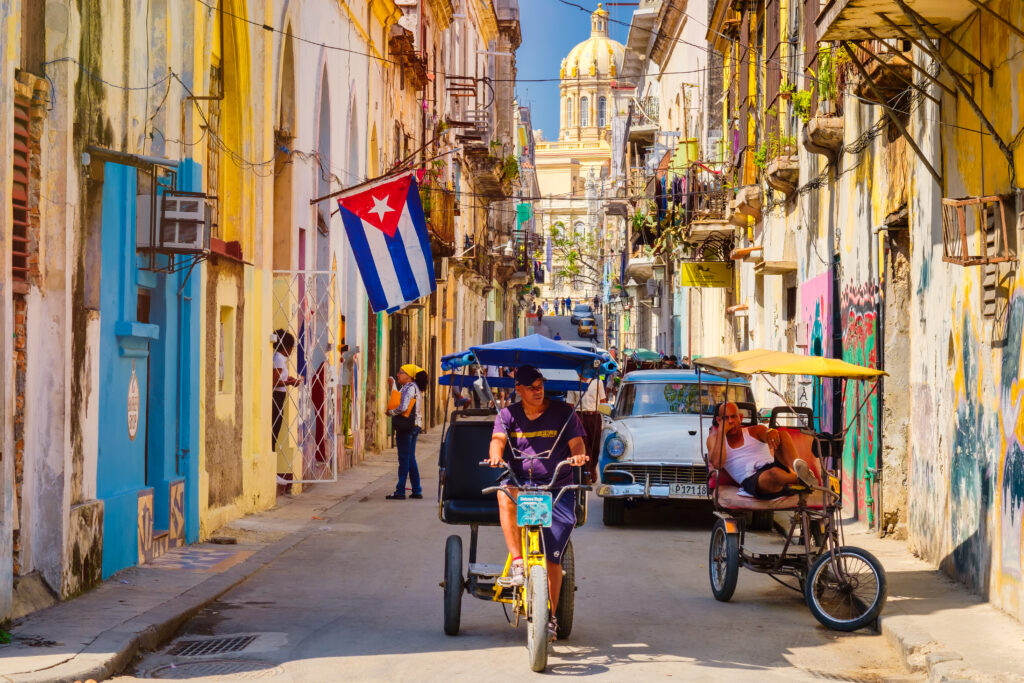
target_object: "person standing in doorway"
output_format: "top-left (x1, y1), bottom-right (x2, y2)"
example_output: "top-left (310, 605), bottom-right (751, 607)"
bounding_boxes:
top-left (272, 330), bottom-right (302, 452)
top-left (386, 364), bottom-right (429, 500)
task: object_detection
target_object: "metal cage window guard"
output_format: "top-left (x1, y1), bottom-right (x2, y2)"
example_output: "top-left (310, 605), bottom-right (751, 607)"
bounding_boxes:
top-left (941, 194), bottom-right (1017, 266)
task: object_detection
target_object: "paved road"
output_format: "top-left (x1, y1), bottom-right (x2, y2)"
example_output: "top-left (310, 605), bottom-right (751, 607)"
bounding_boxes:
top-left (116, 437), bottom-right (914, 682)
top-left (534, 314), bottom-right (607, 347)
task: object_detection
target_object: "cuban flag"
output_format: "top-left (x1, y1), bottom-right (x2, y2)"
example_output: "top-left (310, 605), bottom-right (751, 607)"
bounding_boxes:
top-left (337, 173), bottom-right (436, 313)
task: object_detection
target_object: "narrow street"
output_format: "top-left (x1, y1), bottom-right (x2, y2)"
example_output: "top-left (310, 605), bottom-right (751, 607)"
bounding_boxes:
top-left (113, 434), bottom-right (911, 682)
top-left (534, 314), bottom-right (606, 347)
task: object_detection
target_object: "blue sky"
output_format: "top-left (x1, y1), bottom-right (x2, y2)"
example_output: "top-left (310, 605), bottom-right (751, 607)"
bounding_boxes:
top-left (515, 0), bottom-right (630, 140)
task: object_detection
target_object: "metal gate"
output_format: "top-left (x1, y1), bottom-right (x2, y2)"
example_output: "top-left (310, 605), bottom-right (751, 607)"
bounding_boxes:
top-left (272, 270), bottom-right (339, 483)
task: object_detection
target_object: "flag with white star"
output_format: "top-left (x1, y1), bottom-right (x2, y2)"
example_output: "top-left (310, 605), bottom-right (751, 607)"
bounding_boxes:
top-left (337, 173), bottom-right (436, 313)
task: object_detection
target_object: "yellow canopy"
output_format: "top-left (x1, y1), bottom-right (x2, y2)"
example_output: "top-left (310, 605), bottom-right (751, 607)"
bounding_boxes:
top-left (695, 349), bottom-right (887, 380)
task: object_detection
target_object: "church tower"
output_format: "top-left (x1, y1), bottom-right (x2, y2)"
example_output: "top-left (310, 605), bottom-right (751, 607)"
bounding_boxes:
top-left (558, 4), bottom-right (624, 142)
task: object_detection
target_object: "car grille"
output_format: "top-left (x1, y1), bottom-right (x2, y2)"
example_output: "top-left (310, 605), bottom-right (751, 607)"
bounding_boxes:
top-left (604, 463), bottom-right (708, 485)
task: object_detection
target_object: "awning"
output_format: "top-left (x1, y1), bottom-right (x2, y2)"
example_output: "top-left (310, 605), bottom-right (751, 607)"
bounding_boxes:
top-left (695, 349), bottom-right (887, 380)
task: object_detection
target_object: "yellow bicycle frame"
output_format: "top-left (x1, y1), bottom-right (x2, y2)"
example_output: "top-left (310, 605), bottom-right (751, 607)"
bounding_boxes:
top-left (491, 526), bottom-right (546, 608)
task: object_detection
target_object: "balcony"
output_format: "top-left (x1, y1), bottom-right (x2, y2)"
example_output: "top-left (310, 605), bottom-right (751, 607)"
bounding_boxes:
top-left (765, 153), bottom-right (799, 196)
top-left (421, 185), bottom-right (455, 252)
top-left (803, 116), bottom-right (845, 157)
top-left (683, 162), bottom-right (732, 241)
top-left (817, 0), bottom-right (975, 42)
top-left (728, 184), bottom-right (762, 227)
top-left (849, 40), bottom-right (913, 105)
top-left (628, 97), bottom-right (659, 144)
top-left (465, 152), bottom-right (510, 202)
top-left (388, 25), bottom-right (428, 89)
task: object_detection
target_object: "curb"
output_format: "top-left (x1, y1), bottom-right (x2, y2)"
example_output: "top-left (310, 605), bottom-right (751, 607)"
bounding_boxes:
top-left (879, 615), bottom-right (975, 682)
top-left (12, 531), bottom-right (310, 683)
top-left (9, 459), bottom-right (397, 683)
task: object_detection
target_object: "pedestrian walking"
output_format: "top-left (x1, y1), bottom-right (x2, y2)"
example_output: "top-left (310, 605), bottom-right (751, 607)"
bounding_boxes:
top-left (385, 363), bottom-right (429, 500)
top-left (576, 375), bottom-right (608, 482)
top-left (565, 297), bottom-right (572, 315)
top-left (272, 330), bottom-right (302, 451)
top-left (593, 295), bottom-right (600, 313)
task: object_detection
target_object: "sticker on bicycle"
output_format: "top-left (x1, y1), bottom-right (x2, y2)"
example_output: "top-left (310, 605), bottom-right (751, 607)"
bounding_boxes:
top-left (516, 493), bottom-right (553, 527)
top-left (828, 474), bottom-right (841, 497)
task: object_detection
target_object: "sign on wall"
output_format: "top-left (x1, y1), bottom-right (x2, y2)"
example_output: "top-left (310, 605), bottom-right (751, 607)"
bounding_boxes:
top-left (678, 262), bottom-right (733, 288)
top-left (127, 362), bottom-right (140, 441)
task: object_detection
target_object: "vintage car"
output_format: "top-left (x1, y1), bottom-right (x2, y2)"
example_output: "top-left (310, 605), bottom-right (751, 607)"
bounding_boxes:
top-left (596, 369), bottom-right (756, 525)
top-left (576, 317), bottom-right (598, 339)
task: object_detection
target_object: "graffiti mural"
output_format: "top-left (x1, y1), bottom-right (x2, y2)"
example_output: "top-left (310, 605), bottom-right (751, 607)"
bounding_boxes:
top-left (999, 295), bottom-right (1024, 585)
top-left (801, 272), bottom-right (833, 432)
top-left (840, 283), bottom-right (880, 520)
top-left (948, 309), bottom-right (998, 592)
top-left (908, 384), bottom-right (944, 561)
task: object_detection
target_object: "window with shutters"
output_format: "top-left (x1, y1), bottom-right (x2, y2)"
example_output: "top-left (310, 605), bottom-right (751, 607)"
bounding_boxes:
top-left (598, 97), bottom-right (607, 127)
top-left (764, 0), bottom-right (781, 142)
top-left (580, 97), bottom-right (589, 127)
top-left (12, 93), bottom-right (30, 284)
top-left (803, 0), bottom-right (820, 116)
top-left (206, 64), bottom-right (222, 239)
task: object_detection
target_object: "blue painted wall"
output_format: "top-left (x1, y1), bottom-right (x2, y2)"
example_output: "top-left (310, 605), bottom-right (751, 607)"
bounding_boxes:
top-left (97, 160), bottom-right (202, 578)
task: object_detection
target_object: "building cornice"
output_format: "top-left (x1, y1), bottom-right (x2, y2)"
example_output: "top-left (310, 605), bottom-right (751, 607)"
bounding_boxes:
top-left (470, 0), bottom-right (499, 43)
top-left (428, 0), bottom-right (456, 30)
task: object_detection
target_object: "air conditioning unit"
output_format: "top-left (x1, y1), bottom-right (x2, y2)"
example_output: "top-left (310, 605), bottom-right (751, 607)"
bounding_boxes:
top-left (137, 190), bottom-right (213, 254)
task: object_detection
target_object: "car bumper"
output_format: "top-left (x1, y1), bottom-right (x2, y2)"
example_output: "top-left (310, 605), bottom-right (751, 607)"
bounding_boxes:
top-left (595, 482), bottom-right (708, 500)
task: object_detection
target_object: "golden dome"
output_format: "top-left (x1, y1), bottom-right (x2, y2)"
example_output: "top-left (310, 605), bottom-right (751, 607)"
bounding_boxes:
top-left (562, 5), bottom-right (623, 82)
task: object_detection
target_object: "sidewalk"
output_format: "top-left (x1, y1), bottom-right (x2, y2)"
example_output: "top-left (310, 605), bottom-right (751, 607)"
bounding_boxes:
top-left (842, 523), bottom-right (1024, 682)
top-left (0, 430), bottom-right (439, 683)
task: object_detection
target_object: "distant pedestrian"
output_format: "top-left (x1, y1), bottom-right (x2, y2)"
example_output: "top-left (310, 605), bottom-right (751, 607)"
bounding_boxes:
top-left (593, 295), bottom-right (600, 313)
top-left (386, 363), bottom-right (429, 500)
top-left (543, 301), bottom-right (550, 315)
top-left (564, 297), bottom-right (572, 314)
top-left (272, 330), bottom-right (302, 451)
top-left (554, 332), bottom-right (562, 340)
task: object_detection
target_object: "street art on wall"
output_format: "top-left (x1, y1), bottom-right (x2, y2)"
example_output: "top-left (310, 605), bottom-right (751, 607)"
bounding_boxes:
top-left (800, 272), bottom-right (833, 432)
top-left (999, 295), bottom-right (1024, 590)
top-left (840, 282), bottom-right (880, 520)
top-left (948, 309), bottom-right (998, 593)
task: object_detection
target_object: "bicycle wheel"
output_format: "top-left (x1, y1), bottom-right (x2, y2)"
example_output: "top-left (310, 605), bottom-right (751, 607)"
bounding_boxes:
top-left (443, 535), bottom-right (463, 635)
top-left (805, 546), bottom-right (887, 631)
top-left (555, 541), bottom-right (575, 640)
top-left (709, 518), bottom-right (739, 601)
top-left (527, 564), bottom-right (549, 672)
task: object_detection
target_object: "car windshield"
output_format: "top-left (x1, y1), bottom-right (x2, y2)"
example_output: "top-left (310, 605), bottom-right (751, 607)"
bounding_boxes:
top-left (573, 304), bottom-right (592, 313)
top-left (613, 382), bottom-right (754, 417)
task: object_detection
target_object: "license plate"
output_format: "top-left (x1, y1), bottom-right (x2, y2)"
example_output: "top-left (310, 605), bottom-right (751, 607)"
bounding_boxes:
top-left (516, 493), bottom-right (553, 527)
top-left (668, 483), bottom-right (708, 498)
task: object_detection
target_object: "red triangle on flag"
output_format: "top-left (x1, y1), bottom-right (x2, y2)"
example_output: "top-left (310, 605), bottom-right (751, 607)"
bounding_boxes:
top-left (337, 174), bottom-right (412, 238)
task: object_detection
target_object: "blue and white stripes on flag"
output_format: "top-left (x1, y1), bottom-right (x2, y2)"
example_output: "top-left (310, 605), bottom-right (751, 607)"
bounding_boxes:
top-left (336, 173), bottom-right (436, 313)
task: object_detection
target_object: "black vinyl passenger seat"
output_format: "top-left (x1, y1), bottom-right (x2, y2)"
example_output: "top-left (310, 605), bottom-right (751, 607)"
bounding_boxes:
top-left (439, 414), bottom-right (507, 525)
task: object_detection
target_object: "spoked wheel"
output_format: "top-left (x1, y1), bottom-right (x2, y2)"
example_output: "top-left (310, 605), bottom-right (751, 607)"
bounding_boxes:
top-left (555, 541), bottom-right (575, 640)
top-left (526, 565), bottom-right (549, 672)
top-left (443, 535), bottom-right (463, 635)
top-left (709, 518), bottom-right (739, 601)
top-left (805, 545), bottom-right (887, 631)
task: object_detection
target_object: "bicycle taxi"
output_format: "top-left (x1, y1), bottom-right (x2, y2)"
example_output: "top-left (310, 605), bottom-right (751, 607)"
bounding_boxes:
top-left (694, 349), bottom-right (888, 631)
top-left (436, 334), bottom-right (615, 671)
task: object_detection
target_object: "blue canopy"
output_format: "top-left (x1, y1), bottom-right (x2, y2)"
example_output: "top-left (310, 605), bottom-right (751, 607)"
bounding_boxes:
top-left (469, 334), bottom-right (603, 374)
top-left (438, 373), bottom-right (588, 393)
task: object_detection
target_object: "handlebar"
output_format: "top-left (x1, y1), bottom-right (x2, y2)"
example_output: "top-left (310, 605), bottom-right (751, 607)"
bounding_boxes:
top-left (478, 459), bottom-right (592, 497)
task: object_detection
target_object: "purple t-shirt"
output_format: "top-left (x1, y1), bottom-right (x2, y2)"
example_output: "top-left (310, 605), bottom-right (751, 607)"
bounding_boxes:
top-left (493, 400), bottom-right (586, 487)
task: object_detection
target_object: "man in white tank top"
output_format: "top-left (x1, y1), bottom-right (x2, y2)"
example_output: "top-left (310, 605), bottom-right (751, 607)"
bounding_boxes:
top-left (706, 402), bottom-right (817, 498)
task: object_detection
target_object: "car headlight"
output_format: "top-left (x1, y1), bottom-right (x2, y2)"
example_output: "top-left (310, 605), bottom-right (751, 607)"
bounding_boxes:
top-left (606, 434), bottom-right (626, 459)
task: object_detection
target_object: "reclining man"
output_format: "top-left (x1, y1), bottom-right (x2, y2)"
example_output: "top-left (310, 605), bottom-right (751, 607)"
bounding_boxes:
top-left (707, 402), bottom-right (817, 498)
top-left (489, 365), bottom-right (588, 639)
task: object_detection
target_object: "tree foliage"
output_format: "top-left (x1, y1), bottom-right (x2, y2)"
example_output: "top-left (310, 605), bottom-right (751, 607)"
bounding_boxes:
top-left (548, 220), bottom-right (604, 289)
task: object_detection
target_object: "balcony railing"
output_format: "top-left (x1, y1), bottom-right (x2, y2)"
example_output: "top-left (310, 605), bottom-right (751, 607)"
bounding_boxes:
top-left (631, 96), bottom-right (659, 127)
top-left (682, 162), bottom-right (729, 224)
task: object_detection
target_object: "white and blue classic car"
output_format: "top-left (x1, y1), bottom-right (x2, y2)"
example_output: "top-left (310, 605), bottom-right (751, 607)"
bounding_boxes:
top-left (596, 370), bottom-right (756, 525)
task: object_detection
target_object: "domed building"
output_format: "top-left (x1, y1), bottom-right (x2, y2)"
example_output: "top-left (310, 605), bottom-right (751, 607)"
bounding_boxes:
top-left (534, 5), bottom-right (632, 319)
top-left (559, 5), bottom-right (624, 142)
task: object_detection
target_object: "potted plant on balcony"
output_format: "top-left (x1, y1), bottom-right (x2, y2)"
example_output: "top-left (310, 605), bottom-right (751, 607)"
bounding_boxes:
top-left (802, 45), bottom-right (846, 157)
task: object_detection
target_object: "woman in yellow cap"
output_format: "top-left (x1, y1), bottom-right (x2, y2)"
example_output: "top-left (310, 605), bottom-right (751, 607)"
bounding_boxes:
top-left (385, 363), bottom-right (429, 499)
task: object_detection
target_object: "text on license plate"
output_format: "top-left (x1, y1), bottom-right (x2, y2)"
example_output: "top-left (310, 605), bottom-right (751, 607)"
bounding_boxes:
top-left (668, 483), bottom-right (708, 498)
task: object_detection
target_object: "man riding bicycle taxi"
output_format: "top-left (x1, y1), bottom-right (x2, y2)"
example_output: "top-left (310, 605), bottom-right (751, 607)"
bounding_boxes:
top-left (488, 365), bottom-right (588, 640)
top-left (706, 402), bottom-right (818, 498)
